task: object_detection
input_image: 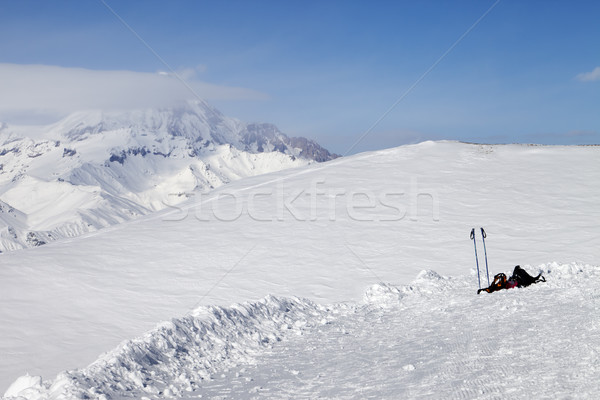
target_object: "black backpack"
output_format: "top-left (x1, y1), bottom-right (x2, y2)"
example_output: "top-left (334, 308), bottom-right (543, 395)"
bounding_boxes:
top-left (510, 265), bottom-right (545, 287)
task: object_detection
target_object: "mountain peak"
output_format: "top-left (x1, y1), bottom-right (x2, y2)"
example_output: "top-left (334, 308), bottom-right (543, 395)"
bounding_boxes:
top-left (44, 100), bottom-right (216, 141)
top-left (0, 99), bottom-right (338, 252)
top-left (39, 100), bottom-right (338, 161)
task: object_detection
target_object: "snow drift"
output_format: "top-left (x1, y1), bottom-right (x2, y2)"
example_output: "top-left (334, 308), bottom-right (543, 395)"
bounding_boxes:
top-left (4, 262), bottom-right (600, 399)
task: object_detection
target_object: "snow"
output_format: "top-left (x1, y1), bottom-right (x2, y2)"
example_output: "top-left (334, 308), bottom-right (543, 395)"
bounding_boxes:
top-left (0, 100), bottom-right (333, 252)
top-left (1, 141), bottom-right (600, 397)
top-left (4, 263), bottom-right (600, 399)
top-left (2, 375), bottom-right (42, 399)
top-left (189, 263), bottom-right (600, 399)
top-left (0, 176), bottom-right (101, 230)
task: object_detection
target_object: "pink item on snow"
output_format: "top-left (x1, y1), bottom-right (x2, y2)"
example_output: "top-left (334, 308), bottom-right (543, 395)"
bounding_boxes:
top-left (506, 279), bottom-right (519, 289)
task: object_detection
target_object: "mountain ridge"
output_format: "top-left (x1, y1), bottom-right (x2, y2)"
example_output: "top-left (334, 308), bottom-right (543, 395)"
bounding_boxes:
top-left (0, 100), bottom-right (338, 252)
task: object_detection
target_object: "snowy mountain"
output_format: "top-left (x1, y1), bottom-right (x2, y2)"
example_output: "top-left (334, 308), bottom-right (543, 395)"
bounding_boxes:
top-left (1, 141), bottom-right (599, 396)
top-left (0, 100), bottom-right (337, 252)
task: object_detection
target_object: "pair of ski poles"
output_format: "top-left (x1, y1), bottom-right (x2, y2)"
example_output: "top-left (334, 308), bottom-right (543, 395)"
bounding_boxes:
top-left (470, 227), bottom-right (489, 289)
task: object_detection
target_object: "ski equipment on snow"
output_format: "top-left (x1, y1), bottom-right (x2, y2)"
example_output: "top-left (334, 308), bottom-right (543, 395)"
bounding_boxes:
top-left (480, 228), bottom-right (490, 286)
top-left (470, 228), bottom-right (481, 289)
top-left (478, 266), bottom-right (546, 294)
top-left (477, 272), bottom-right (507, 294)
top-left (511, 265), bottom-right (546, 287)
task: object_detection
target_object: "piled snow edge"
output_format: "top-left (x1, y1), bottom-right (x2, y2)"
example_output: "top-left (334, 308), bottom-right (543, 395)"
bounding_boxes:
top-left (363, 270), bottom-right (449, 307)
top-left (3, 295), bottom-right (336, 399)
top-left (3, 269), bottom-right (454, 400)
top-left (4, 262), bottom-right (599, 399)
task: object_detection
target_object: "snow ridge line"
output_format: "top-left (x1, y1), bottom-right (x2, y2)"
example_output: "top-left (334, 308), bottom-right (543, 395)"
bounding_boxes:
top-left (4, 270), bottom-right (454, 400)
top-left (4, 296), bottom-right (337, 399)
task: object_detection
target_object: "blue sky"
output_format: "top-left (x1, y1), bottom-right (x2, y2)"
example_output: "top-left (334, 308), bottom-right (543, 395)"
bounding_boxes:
top-left (1, 0), bottom-right (599, 154)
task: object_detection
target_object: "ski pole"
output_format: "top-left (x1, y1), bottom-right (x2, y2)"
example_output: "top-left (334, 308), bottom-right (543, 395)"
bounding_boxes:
top-left (470, 228), bottom-right (481, 289)
top-left (481, 227), bottom-right (490, 286)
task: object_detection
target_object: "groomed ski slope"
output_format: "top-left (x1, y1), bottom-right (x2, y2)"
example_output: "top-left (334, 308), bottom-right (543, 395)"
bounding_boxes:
top-left (5, 262), bottom-right (600, 399)
top-left (1, 141), bottom-right (599, 393)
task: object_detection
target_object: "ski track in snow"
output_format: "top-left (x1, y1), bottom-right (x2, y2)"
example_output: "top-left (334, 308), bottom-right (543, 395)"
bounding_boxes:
top-left (4, 262), bottom-right (600, 399)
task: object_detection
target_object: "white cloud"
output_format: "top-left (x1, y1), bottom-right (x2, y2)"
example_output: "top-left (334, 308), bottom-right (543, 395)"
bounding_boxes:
top-left (0, 63), bottom-right (268, 124)
top-left (575, 66), bottom-right (600, 82)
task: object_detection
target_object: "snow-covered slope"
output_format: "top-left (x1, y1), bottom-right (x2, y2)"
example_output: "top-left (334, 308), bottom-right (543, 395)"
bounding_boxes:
top-left (4, 263), bottom-right (600, 399)
top-left (0, 100), bottom-right (337, 252)
top-left (1, 141), bottom-right (599, 395)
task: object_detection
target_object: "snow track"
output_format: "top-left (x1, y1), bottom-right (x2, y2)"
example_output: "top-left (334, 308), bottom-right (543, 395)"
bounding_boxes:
top-left (193, 264), bottom-right (600, 399)
top-left (5, 262), bottom-right (600, 399)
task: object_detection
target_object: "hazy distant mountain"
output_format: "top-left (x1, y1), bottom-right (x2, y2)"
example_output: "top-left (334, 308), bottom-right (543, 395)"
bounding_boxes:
top-left (0, 100), bottom-right (338, 252)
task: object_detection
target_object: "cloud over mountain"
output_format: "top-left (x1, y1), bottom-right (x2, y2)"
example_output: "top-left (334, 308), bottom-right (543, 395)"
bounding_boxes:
top-left (0, 63), bottom-right (268, 124)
